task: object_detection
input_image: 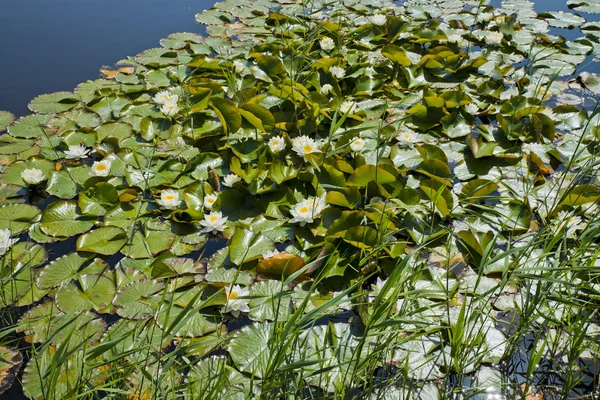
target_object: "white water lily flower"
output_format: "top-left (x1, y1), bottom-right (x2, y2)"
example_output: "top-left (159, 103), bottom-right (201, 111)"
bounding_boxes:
top-left (203, 193), bottom-right (218, 210)
top-left (223, 173), bottom-right (241, 187)
top-left (340, 101), bottom-right (356, 114)
top-left (157, 189), bottom-right (180, 209)
top-left (21, 168), bottom-right (44, 185)
top-left (289, 195), bottom-right (327, 225)
top-left (153, 91), bottom-right (178, 105)
top-left (222, 284), bottom-right (250, 317)
top-left (64, 144), bottom-right (90, 160)
top-left (556, 211), bottom-right (585, 237)
top-left (292, 135), bottom-right (321, 160)
top-left (371, 14), bottom-right (387, 26)
top-left (160, 101), bottom-right (180, 117)
top-left (329, 66), bottom-right (346, 79)
top-left (320, 83), bottom-right (333, 95)
top-left (349, 137), bottom-right (366, 152)
top-left (200, 211), bottom-right (228, 233)
top-left (268, 136), bottom-right (286, 153)
top-left (465, 103), bottom-right (479, 115)
top-left (397, 129), bottom-right (420, 145)
top-left (289, 201), bottom-right (315, 225)
top-left (232, 60), bottom-right (245, 74)
top-left (485, 31), bottom-right (503, 45)
top-left (304, 194), bottom-right (327, 215)
top-left (320, 37), bottom-right (335, 52)
top-left (91, 160), bottom-right (111, 177)
top-left (263, 249), bottom-right (280, 259)
top-left (0, 229), bottom-right (18, 256)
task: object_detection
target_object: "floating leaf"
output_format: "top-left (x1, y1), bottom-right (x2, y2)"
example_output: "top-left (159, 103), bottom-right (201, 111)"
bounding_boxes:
top-left (0, 111), bottom-right (14, 132)
top-left (7, 114), bottom-right (52, 138)
top-left (113, 279), bottom-right (165, 319)
top-left (227, 322), bottom-right (273, 378)
top-left (120, 219), bottom-right (176, 259)
top-left (228, 227), bottom-right (274, 266)
top-left (0, 204), bottom-right (40, 234)
top-left (40, 200), bottom-right (96, 238)
top-left (56, 274), bottom-right (116, 313)
top-left (76, 226), bottom-right (128, 255)
top-left (28, 91), bottom-right (80, 113)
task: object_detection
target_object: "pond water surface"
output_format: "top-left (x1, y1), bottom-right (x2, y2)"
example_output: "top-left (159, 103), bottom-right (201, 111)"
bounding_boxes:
top-left (0, 0), bottom-right (214, 117)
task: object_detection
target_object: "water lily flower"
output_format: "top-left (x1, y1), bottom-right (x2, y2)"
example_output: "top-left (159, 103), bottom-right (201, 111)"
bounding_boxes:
top-left (371, 14), bottom-right (387, 26)
top-left (329, 66), bottom-right (346, 80)
top-left (485, 31), bottom-right (503, 45)
top-left (157, 189), bottom-right (180, 209)
top-left (397, 129), bottom-right (420, 146)
top-left (223, 173), bottom-right (241, 187)
top-left (21, 168), bottom-right (44, 185)
top-left (340, 101), bottom-right (356, 114)
top-left (263, 249), bottom-right (280, 259)
top-left (320, 37), bottom-right (335, 52)
top-left (64, 144), bottom-right (90, 160)
top-left (320, 84), bottom-right (333, 95)
top-left (0, 229), bottom-right (18, 256)
top-left (203, 193), bottom-right (218, 210)
top-left (465, 103), bottom-right (479, 115)
top-left (290, 201), bottom-right (315, 225)
top-left (349, 137), bottom-right (366, 152)
top-left (292, 135), bottom-right (321, 160)
top-left (222, 284), bottom-right (250, 317)
top-left (268, 136), bottom-right (286, 153)
top-left (200, 211), bottom-right (228, 233)
top-left (289, 195), bottom-right (327, 225)
top-left (232, 60), bottom-right (245, 74)
top-left (160, 101), bottom-right (179, 117)
top-left (153, 91), bottom-right (178, 105)
top-left (91, 160), bottom-right (111, 177)
top-left (555, 211), bottom-right (585, 237)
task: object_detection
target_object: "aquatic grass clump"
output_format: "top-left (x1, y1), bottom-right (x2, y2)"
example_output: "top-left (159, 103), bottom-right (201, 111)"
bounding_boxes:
top-left (0, 0), bottom-right (600, 398)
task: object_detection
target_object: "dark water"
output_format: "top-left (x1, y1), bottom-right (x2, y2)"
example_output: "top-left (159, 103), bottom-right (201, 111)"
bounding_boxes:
top-left (0, 0), bottom-right (214, 117)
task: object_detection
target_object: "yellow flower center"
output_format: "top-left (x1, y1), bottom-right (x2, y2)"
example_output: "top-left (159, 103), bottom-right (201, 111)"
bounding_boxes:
top-left (207, 198), bottom-right (215, 204)
top-left (228, 290), bottom-right (239, 300)
top-left (165, 194), bottom-right (175, 201)
top-left (209, 215), bottom-right (218, 222)
top-left (354, 140), bottom-right (362, 146)
top-left (96, 164), bottom-right (106, 171)
top-left (303, 145), bottom-right (314, 153)
top-left (299, 206), bottom-right (310, 213)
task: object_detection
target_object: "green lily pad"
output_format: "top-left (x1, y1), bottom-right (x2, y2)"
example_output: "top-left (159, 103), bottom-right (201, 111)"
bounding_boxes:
top-left (113, 279), bottom-right (165, 319)
top-left (0, 204), bottom-right (41, 234)
top-left (55, 274), bottom-right (116, 313)
top-left (40, 200), bottom-right (96, 238)
top-left (0, 111), bottom-right (15, 132)
top-left (28, 91), bottom-right (80, 114)
top-left (76, 226), bottom-right (128, 255)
